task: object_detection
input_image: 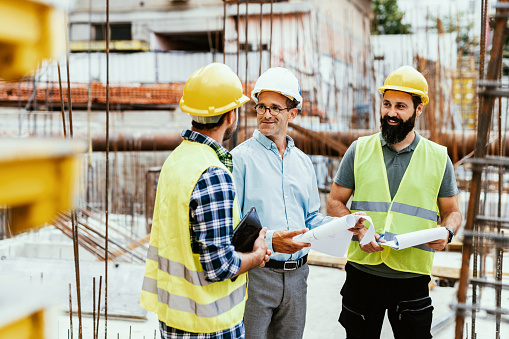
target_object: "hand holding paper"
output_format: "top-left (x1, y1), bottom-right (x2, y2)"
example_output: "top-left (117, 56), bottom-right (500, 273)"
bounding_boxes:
top-left (273, 228), bottom-right (311, 254)
top-left (292, 215), bottom-right (375, 257)
top-left (380, 227), bottom-right (448, 250)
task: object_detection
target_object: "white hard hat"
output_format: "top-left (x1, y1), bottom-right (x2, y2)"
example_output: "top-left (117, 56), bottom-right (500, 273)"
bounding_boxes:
top-left (251, 67), bottom-right (303, 109)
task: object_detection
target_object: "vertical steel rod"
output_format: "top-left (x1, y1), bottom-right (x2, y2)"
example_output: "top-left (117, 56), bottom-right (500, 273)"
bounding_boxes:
top-left (244, 2), bottom-right (249, 142)
top-left (65, 17), bottom-right (74, 138)
top-left (69, 283), bottom-right (73, 339)
top-left (269, 0), bottom-right (273, 68)
top-left (236, 1), bottom-right (240, 74)
top-left (96, 276), bottom-right (102, 339)
top-left (259, 1), bottom-right (263, 76)
top-left (223, 0), bottom-right (226, 64)
top-left (93, 277), bottom-right (96, 339)
top-left (57, 62), bottom-right (67, 137)
top-left (105, 0), bottom-right (110, 338)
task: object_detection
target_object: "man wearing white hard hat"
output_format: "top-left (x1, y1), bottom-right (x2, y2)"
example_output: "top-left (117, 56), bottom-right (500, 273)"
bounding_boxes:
top-left (231, 67), bottom-right (364, 338)
top-left (327, 66), bottom-right (462, 338)
top-left (141, 63), bottom-right (270, 339)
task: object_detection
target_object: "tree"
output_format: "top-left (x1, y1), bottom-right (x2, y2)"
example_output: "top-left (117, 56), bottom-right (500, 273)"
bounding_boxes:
top-left (428, 13), bottom-right (478, 56)
top-left (371, 0), bottom-right (412, 35)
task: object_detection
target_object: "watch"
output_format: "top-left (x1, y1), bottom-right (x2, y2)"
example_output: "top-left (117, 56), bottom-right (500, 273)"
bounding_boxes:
top-left (445, 227), bottom-right (454, 244)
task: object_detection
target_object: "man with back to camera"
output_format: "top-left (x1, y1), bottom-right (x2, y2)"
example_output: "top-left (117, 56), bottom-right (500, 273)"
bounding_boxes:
top-left (326, 65), bottom-right (462, 339)
top-left (140, 62), bottom-right (271, 339)
top-left (231, 67), bottom-right (365, 339)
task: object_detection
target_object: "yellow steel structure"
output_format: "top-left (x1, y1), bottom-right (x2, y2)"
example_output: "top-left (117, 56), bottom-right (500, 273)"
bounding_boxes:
top-left (0, 2), bottom-right (83, 339)
top-left (70, 40), bottom-right (150, 52)
top-left (0, 310), bottom-right (44, 339)
top-left (0, 139), bottom-right (86, 235)
top-left (0, 0), bottom-right (65, 80)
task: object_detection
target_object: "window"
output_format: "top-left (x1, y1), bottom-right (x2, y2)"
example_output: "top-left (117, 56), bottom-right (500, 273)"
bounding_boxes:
top-left (92, 23), bottom-right (132, 41)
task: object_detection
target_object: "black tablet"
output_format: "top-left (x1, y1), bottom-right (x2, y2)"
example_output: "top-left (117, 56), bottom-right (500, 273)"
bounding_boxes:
top-left (232, 206), bottom-right (263, 252)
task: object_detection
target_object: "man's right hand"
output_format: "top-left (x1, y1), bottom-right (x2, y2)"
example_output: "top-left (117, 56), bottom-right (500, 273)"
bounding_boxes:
top-left (272, 229), bottom-right (311, 254)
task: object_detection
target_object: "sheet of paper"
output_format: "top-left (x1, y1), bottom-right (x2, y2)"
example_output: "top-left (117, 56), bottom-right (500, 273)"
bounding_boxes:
top-left (381, 227), bottom-right (448, 250)
top-left (293, 215), bottom-right (375, 257)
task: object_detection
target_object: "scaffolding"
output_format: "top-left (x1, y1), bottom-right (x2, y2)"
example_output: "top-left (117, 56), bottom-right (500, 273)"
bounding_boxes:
top-left (454, 1), bottom-right (509, 338)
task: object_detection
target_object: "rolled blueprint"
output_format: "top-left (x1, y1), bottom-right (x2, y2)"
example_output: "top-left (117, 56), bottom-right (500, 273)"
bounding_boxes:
top-left (381, 227), bottom-right (448, 250)
top-left (293, 215), bottom-right (356, 243)
top-left (292, 215), bottom-right (375, 257)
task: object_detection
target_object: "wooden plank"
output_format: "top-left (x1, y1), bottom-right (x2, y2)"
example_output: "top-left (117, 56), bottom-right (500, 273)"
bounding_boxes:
top-left (307, 250), bottom-right (346, 269)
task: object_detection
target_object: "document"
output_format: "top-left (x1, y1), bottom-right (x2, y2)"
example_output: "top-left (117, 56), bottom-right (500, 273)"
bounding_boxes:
top-left (293, 215), bottom-right (375, 257)
top-left (380, 227), bottom-right (448, 250)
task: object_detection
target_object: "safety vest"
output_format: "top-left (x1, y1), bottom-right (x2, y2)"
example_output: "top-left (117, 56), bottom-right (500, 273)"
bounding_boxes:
top-left (348, 133), bottom-right (447, 275)
top-left (140, 140), bottom-right (246, 333)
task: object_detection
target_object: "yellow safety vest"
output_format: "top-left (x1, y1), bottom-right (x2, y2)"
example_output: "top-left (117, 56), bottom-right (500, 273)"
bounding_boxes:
top-left (348, 133), bottom-right (447, 275)
top-left (140, 140), bottom-right (246, 333)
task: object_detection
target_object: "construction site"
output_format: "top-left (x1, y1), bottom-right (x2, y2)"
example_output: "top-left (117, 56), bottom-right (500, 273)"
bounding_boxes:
top-left (0, 0), bottom-right (509, 338)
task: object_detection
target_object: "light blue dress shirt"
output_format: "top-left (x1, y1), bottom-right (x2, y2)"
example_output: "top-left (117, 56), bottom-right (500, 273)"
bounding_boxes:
top-left (231, 129), bottom-right (334, 261)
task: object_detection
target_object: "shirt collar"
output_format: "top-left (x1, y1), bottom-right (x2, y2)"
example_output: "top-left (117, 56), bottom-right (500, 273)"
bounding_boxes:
top-left (181, 129), bottom-right (233, 172)
top-left (253, 129), bottom-right (295, 150)
top-left (379, 131), bottom-right (421, 152)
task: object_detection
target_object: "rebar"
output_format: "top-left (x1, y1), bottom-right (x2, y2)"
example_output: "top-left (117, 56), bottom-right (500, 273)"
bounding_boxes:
top-left (105, 1), bottom-right (111, 336)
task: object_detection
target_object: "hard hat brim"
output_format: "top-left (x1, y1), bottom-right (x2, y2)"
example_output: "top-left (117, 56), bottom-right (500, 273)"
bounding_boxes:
top-left (378, 85), bottom-right (429, 105)
top-left (180, 94), bottom-right (250, 116)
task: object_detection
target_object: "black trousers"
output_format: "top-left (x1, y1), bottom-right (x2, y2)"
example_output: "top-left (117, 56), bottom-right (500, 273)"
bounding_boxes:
top-left (339, 263), bottom-right (433, 339)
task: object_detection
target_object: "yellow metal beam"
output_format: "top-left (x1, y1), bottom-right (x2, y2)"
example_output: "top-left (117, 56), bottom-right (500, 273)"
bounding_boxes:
top-left (70, 40), bottom-right (150, 52)
top-left (0, 0), bottom-right (65, 80)
top-left (0, 139), bottom-right (86, 235)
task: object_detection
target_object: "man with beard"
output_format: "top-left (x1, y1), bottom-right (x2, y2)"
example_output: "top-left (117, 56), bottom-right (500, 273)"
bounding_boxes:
top-left (326, 66), bottom-right (462, 339)
top-left (141, 63), bottom-right (271, 339)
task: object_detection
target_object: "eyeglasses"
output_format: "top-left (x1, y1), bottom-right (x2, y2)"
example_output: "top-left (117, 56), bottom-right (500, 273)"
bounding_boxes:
top-left (254, 104), bottom-right (291, 116)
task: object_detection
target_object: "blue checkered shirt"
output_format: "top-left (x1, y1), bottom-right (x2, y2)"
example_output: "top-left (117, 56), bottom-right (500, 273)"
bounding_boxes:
top-left (159, 129), bottom-right (243, 339)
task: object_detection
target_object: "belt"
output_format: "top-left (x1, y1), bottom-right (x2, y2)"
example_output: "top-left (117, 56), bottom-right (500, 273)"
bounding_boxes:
top-left (264, 254), bottom-right (308, 270)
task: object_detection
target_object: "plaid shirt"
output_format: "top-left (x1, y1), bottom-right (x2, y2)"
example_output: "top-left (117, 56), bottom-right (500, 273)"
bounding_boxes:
top-left (159, 129), bottom-right (243, 339)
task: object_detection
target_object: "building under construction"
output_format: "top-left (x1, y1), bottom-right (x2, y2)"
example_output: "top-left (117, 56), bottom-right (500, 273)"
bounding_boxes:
top-left (0, 0), bottom-right (508, 338)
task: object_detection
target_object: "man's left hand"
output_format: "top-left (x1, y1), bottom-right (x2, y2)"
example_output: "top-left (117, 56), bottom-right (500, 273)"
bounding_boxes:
top-left (425, 234), bottom-right (448, 251)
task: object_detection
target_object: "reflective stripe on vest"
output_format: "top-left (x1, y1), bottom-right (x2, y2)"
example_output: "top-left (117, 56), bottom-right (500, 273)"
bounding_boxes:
top-left (351, 201), bottom-right (438, 222)
top-left (142, 276), bottom-right (246, 318)
top-left (348, 133), bottom-right (447, 275)
top-left (146, 245), bottom-right (212, 286)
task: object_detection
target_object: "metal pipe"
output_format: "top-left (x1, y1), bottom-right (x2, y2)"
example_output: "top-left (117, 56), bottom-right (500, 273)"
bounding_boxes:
top-left (88, 129), bottom-right (509, 160)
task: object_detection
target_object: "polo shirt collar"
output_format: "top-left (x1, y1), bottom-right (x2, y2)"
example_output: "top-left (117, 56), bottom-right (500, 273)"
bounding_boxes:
top-left (253, 129), bottom-right (295, 150)
top-left (380, 130), bottom-right (421, 152)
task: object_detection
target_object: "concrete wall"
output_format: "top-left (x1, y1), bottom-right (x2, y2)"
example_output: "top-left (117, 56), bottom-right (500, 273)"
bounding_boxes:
top-left (73, 0), bottom-right (220, 13)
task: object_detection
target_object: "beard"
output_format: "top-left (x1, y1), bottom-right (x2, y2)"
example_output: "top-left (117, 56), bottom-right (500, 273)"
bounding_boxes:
top-left (223, 124), bottom-right (235, 141)
top-left (380, 110), bottom-right (417, 145)
top-left (223, 112), bottom-right (238, 141)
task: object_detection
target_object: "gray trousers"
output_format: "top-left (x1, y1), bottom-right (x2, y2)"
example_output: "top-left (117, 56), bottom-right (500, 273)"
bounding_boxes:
top-left (244, 264), bottom-right (309, 339)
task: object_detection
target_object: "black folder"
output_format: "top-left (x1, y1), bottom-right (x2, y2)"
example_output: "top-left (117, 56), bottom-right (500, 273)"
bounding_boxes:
top-left (232, 207), bottom-right (262, 252)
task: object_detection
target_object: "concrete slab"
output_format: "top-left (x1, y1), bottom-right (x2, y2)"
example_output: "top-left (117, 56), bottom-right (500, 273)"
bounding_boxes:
top-left (2, 252), bottom-right (508, 338)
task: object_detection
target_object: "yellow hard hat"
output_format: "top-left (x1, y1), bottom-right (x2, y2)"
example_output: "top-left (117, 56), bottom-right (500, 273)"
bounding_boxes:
top-left (378, 66), bottom-right (429, 105)
top-left (180, 62), bottom-right (249, 117)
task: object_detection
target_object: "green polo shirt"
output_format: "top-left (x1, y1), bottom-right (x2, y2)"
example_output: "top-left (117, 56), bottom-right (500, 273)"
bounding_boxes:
top-left (333, 131), bottom-right (458, 278)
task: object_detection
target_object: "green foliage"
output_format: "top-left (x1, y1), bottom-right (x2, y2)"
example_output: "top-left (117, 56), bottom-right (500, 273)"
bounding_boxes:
top-left (371, 0), bottom-right (412, 35)
top-left (428, 13), bottom-right (478, 55)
